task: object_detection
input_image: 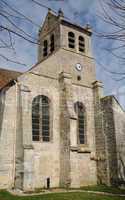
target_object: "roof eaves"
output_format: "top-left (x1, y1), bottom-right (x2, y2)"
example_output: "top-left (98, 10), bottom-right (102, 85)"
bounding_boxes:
top-left (60, 19), bottom-right (92, 36)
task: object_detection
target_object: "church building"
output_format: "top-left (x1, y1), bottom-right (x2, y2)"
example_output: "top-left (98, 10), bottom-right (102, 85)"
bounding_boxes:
top-left (0, 9), bottom-right (125, 191)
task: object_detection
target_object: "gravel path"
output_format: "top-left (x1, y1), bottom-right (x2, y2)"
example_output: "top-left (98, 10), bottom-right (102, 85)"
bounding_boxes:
top-left (8, 189), bottom-right (125, 197)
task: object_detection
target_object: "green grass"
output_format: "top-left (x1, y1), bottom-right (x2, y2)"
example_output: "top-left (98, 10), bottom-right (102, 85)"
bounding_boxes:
top-left (0, 190), bottom-right (125, 200)
top-left (81, 185), bottom-right (125, 194)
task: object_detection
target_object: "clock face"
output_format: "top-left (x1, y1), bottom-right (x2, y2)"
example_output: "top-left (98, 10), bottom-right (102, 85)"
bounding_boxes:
top-left (75, 63), bottom-right (83, 71)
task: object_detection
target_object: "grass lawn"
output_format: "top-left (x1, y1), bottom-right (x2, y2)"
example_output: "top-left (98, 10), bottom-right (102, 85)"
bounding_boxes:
top-left (0, 190), bottom-right (125, 200)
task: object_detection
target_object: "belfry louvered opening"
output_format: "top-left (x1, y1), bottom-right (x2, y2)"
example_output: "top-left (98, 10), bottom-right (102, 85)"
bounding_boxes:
top-left (50, 34), bottom-right (55, 53)
top-left (32, 95), bottom-right (50, 142)
top-left (79, 36), bottom-right (85, 53)
top-left (43, 40), bottom-right (48, 57)
top-left (68, 32), bottom-right (75, 49)
top-left (74, 102), bottom-right (86, 144)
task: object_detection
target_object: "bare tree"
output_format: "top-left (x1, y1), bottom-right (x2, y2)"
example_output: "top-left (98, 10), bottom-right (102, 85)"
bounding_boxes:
top-left (0, 0), bottom-right (71, 68)
top-left (0, 0), bottom-right (41, 66)
top-left (93, 0), bottom-right (125, 81)
top-left (97, 0), bottom-right (125, 62)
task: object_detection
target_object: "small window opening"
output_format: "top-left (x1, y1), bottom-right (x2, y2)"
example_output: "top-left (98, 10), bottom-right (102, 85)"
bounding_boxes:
top-left (77, 75), bottom-right (81, 81)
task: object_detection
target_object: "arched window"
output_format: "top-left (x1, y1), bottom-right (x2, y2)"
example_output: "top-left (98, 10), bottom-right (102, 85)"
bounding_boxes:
top-left (43, 40), bottom-right (48, 57)
top-left (74, 102), bottom-right (86, 144)
top-left (68, 32), bottom-right (75, 49)
top-left (79, 36), bottom-right (85, 53)
top-left (32, 95), bottom-right (50, 142)
top-left (50, 34), bottom-right (55, 53)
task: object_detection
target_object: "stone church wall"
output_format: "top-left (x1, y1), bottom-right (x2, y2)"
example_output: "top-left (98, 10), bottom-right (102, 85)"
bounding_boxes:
top-left (92, 81), bottom-right (107, 185)
top-left (112, 97), bottom-right (125, 185)
top-left (100, 96), bottom-right (125, 186)
top-left (0, 85), bottom-right (17, 188)
top-left (18, 70), bottom-right (97, 190)
top-left (70, 84), bottom-right (97, 187)
top-left (18, 73), bottom-right (60, 190)
top-left (101, 96), bottom-right (118, 185)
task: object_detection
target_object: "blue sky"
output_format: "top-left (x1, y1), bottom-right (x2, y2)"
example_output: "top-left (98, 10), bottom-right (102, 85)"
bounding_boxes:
top-left (0, 0), bottom-right (125, 108)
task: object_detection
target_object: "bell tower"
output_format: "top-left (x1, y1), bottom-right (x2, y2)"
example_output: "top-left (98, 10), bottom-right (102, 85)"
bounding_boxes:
top-left (38, 9), bottom-right (96, 87)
